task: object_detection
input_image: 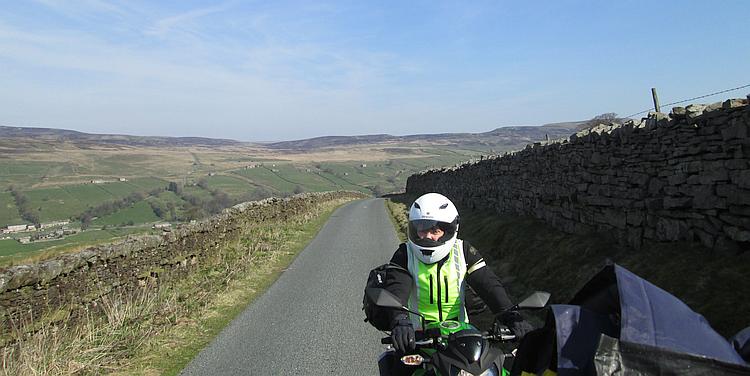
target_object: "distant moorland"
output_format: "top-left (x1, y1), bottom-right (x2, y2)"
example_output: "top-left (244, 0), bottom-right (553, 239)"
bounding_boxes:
top-left (0, 123), bottom-right (580, 263)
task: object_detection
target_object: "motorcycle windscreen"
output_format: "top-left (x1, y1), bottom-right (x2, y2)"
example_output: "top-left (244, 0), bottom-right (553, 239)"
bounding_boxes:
top-left (594, 334), bottom-right (750, 376)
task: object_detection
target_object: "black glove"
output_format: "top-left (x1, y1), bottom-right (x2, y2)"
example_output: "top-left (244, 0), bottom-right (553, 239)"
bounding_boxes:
top-left (391, 316), bottom-right (415, 354)
top-left (497, 311), bottom-right (534, 341)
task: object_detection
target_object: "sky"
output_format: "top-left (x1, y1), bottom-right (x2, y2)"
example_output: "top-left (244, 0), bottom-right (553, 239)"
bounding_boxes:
top-left (1, 1), bottom-right (748, 142)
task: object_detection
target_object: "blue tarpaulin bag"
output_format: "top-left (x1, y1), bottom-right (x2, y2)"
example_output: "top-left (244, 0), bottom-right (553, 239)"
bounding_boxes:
top-left (511, 263), bottom-right (750, 375)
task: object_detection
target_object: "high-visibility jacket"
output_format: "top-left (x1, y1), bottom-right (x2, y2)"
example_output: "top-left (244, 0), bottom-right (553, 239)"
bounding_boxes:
top-left (405, 240), bottom-right (468, 325)
top-left (385, 239), bottom-right (514, 329)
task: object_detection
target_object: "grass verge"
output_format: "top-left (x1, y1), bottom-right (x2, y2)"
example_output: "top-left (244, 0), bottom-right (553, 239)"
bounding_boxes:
top-left (383, 197), bottom-right (407, 242)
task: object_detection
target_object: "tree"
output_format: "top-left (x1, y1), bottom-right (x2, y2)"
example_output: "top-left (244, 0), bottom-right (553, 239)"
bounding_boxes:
top-left (150, 203), bottom-right (165, 218)
top-left (197, 178), bottom-right (210, 190)
top-left (80, 215), bottom-right (92, 230)
top-left (371, 185), bottom-right (386, 197)
top-left (166, 202), bottom-right (177, 221)
top-left (10, 187), bottom-right (39, 225)
top-left (293, 185), bottom-right (305, 194)
top-left (185, 206), bottom-right (206, 221)
top-left (577, 113), bottom-right (623, 131)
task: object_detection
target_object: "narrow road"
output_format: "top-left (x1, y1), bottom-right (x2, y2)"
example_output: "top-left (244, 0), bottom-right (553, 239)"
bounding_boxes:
top-left (180, 198), bottom-right (399, 375)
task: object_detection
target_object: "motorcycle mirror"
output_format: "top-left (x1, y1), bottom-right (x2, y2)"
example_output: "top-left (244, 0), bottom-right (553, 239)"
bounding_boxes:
top-left (366, 287), bottom-right (405, 309)
top-left (516, 291), bottom-right (551, 310)
top-left (366, 287), bottom-right (428, 328)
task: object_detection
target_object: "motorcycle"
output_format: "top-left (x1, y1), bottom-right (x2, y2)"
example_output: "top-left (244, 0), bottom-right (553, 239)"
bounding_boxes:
top-left (366, 287), bottom-right (550, 376)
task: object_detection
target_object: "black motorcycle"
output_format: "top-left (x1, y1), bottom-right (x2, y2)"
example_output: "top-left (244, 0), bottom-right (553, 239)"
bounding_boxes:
top-left (367, 287), bottom-right (550, 376)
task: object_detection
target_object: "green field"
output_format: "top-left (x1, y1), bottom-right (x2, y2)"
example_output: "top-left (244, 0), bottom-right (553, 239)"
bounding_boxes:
top-left (232, 166), bottom-right (299, 194)
top-left (314, 160), bottom-right (426, 192)
top-left (152, 190), bottom-right (186, 206)
top-left (0, 160), bottom-right (61, 176)
top-left (24, 184), bottom-right (118, 222)
top-left (91, 201), bottom-right (161, 226)
top-left (93, 180), bottom-right (153, 197)
top-left (128, 177), bottom-right (169, 191)
top-left (0, 227), bottom-right (152, 265)
top-left (2, 178), bottom-right (169, 224)
top-left (231, 162), bottom-right (407, 194)
top-left (0, 192), bottom-right (26, 227)
top-left (203, 175), bottom-right (256, 196)
top-left (313, 171), bottom-right (366, 192)
top-left (147, 191), bottom-right (189, 220)
top-left (181, 185), bottom-right (213, 200)
top-left (89, 154), bottom-right (159, 176)
top-left (256, 164), bottom-right (346, 192)
top-left (24, 186), bottom-right (100, 222)
top-left (228, 155), bottom-right (470, 196)
top-left (0, 146), bottom-right (484, 260)
top-left (0, 160), bottom-right (78, 187)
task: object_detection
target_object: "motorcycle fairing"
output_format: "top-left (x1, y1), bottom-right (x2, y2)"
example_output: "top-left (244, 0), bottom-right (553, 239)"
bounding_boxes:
top-left (429, 327), bottom-right (504, 376)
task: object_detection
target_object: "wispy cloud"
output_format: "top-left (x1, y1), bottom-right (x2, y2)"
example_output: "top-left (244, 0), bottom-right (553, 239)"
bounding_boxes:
top-left (4, 1), bottom-right (746, 140)
top-left (144, 3), bottom-right (234, 38)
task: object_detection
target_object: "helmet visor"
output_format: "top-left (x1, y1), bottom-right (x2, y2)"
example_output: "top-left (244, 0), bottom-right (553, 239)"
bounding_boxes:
top-left (408, 219), bottom-right (457, 247)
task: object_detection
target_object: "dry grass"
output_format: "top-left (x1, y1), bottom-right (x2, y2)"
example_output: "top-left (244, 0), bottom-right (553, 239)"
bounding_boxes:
top-left (1, 291), bottom-right (160, 375)
top-left (384, 198), bottom-right (408, 242)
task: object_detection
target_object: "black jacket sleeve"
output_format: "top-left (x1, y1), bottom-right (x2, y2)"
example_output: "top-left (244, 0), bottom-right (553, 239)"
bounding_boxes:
top-left (384, 244), bottom-right (413, 325)
top-left (463, 240), bottom-right (514, 314)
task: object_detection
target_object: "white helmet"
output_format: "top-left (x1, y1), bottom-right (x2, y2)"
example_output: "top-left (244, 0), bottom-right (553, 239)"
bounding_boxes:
top-left (407, 193), bottom-right (459, 264)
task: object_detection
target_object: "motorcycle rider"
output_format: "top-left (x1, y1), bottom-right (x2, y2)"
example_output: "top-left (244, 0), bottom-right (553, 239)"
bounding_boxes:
top-left (382, 193), bottom-right (533, 374)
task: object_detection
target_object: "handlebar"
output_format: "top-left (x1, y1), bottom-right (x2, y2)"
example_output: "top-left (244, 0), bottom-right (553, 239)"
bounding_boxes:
top-left (381, 330), bottom-right (516, 346)
top-left (483, 332), bottom-right (516, 341)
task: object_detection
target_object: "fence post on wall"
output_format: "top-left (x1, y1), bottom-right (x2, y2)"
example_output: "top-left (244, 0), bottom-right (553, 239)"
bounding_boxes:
top-left (651, 88), bottom-right (661, 113)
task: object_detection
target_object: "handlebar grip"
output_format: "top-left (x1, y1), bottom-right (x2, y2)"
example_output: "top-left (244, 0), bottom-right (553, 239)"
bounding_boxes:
top-left (483, 332), bottom-right (517, 342)
top-left (381, 337), bottom-right (393, 344)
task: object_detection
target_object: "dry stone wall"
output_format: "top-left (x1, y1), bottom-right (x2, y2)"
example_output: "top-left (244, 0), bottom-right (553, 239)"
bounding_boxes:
top-left (0, 191), bottom-right (365, 329)
top-left (406, 98), bottom-right (750, 252)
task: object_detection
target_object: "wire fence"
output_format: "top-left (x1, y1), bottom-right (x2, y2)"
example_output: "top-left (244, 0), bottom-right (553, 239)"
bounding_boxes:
top-left (624, 83), bottom-right (750, 118)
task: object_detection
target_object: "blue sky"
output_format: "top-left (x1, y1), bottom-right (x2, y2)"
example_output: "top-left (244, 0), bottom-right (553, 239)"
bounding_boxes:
top-left (1, 1), bottom-right (748, 142)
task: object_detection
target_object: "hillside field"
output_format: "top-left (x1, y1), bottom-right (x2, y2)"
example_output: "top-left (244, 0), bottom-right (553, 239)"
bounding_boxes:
top-left (0, 142), bottom-right (504, 263)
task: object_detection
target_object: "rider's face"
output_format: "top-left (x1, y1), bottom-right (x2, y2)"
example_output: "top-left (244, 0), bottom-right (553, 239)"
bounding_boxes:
top-left (417, 226), bottom-right (444, 241)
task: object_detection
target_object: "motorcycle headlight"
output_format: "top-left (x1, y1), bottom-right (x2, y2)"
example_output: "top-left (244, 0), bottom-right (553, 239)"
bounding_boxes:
top-left (480, 365), bottom-right (500, 376)
top-left (454, 364), bottom-right (500, 376)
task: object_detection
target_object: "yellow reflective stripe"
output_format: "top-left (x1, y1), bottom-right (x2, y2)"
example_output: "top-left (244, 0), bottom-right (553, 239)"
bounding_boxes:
top-left (406, 243), bottom-right (423, 328)
top-left (442, 241), bottom-right (465, 322)
top-left (453, 240), bottom-right (467, 322)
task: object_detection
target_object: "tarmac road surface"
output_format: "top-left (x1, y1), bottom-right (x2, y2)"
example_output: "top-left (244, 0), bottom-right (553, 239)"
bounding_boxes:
top-left (180, 198), bottom-right (399, 375)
